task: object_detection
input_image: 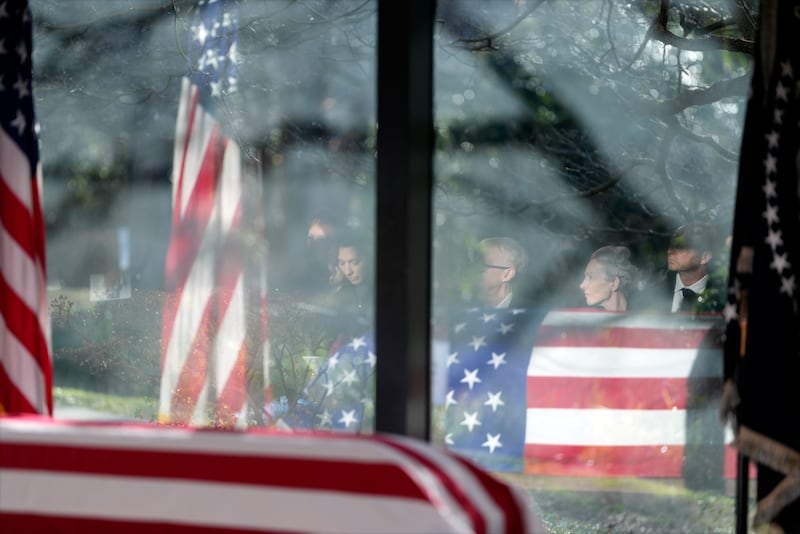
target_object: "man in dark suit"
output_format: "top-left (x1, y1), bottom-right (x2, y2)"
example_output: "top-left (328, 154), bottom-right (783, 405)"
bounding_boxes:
top-left (664, 223), bottom-right (727, 492)
top-left (664, 223), bottom-right (723, 313)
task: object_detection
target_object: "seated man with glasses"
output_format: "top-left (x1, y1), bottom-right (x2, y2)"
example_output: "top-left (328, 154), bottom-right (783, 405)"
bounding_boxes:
top-left (477, 237), bottom-right (529, 309)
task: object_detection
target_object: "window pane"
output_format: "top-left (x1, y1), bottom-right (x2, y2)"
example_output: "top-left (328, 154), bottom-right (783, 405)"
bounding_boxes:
top-left (35, 1), bottom-right (376, 431)
top-left (431, 1), bottom-right (753, 531)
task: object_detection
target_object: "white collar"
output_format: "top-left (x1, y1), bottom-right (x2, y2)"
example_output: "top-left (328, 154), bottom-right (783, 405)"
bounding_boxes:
top-left (674, 274), bottom-right (708, 294)
top-left (495, 292), bottom-right (513, 309)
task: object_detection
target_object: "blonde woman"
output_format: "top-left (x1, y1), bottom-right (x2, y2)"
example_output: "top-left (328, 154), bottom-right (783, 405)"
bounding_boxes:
top-left (579, 245), bottom-right (638, 312)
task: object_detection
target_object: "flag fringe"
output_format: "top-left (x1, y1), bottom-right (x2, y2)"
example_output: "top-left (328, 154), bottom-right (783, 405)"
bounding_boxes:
top-left (733, 426), bottom-right (800, 528)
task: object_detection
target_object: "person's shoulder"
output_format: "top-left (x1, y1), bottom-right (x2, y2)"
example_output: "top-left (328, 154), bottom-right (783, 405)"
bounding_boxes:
top-left (508, 293), bottom-right (541, 311)
top-left (697, 274), bottom-right (726, 312)
top-left (628, 272), bottom-right (673, 312)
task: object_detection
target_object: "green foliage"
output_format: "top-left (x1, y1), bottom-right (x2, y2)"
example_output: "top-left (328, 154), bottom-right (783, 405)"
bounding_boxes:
top-left (50, 291), bottom-right (163, 398)
top-left (267, 296), bottom-right (346, 406)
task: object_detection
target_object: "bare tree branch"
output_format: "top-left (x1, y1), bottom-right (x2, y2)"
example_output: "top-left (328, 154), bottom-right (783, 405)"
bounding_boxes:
top-left (447, 0), bottom-right (547, 51)
top-left (650, 0), bottom-right (755, 54)
top-left (655, 120), bottom-right (691, 220)
top-left (635, 73), bottom-right (750, 115)
top-left (671, 116), bottom-right (740, 162)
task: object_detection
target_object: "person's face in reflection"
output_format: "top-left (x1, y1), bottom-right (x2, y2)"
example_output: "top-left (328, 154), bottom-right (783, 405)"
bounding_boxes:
top-left (480, 246), bottom-right (513, 305)
top-left (307, 220), bottom-right (335, 241)
top-left (667, 244), bottom-right (705, 273)
top-left (338, 246), bottom-right (364, 285)
top-left (666, 229), bottom-right (711, 274)
top-left (579, 259), bottom-right (617, 309)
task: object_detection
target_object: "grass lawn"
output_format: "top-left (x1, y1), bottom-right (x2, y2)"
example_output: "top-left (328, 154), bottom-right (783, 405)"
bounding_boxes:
top-left (53, 387), bottom-right (158, 421)
top-left (499, 473), bottom-right (744, 533)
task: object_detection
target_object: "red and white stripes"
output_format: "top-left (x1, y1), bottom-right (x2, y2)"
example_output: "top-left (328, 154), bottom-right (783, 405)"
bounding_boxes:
top-left (0, 127), bottom-right (52, 416)
top-left (159, 79), bottom-right (254, 427)
top-left (0, 416), bottom-right (545, 533)
top-left (525, 309), bottom-right (734, 477)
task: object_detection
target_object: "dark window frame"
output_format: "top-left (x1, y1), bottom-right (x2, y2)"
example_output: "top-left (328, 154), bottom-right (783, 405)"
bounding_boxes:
top-left (374, 0), bottom-right (435, 439)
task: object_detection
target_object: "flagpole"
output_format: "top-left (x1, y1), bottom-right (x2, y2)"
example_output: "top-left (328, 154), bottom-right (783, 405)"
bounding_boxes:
top-left (734, 249), bottom-right (752, 534)
top-left (243, 156), bottom-right (267, 427)
top-left (736, 453), bottom-right (749, 534)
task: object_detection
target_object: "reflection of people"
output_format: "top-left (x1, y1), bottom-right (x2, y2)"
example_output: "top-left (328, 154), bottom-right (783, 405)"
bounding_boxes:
top-left (579, 245), bottom-right (638, 312)
top-left (665, 223), bottom-right (720, 313)
top-left (332, 233), bottom-right (373, 315)
top-left (476, 237), bottom-right (528, 308)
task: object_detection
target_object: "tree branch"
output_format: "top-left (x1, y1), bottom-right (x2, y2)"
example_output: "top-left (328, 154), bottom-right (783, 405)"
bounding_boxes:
top-left (650, 0), bottom-right (755, 55)
top-left (635, 74), bottom-right (751, 115)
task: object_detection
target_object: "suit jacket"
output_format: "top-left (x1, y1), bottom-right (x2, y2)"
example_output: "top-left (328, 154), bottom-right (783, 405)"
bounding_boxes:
top-left (656, 272), bottom-right (724, 313)
top-left (628, 272), bottom-right (727, 313)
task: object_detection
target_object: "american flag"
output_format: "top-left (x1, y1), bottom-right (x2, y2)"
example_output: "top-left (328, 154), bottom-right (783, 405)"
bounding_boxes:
top-left (441, 307), bottom-right (545, 472)
top-left (0, 415), bottom-right (544, 533)
top-left (0, 1), bottom-right (52, 416)
top-left (722, 1), bottom-right (800, 528)
top-left (525, 309), bottom-right (734, 482)
top-left (159, 0), bottom-right (268, 427)
top-left (281, 333), bottom-right (376, 432)
top-left (442, 307), bottom-right (738, 482)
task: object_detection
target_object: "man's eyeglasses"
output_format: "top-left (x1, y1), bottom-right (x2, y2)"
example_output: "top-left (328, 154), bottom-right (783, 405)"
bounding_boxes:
top-left (483, 263), bottom-right (510, 271)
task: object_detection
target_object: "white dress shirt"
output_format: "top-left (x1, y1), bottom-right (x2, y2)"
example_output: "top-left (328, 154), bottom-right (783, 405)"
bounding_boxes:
top-left (671, 274), bottom-right (708, 312)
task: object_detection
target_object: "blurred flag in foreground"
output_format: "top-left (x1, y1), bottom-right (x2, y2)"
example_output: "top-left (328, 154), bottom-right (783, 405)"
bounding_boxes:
top-left (0, 416), bottom-right (545, 533)
top-left (722, 0), bottom-right (800, 529)
top-left (0, 1), bottom-right (52, 416)
top-left (160, 0), bottom-right (268, 427)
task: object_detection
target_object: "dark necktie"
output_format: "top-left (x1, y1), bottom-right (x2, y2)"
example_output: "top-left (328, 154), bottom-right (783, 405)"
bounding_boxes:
top-left (679, 288), bottom-right (698, 312)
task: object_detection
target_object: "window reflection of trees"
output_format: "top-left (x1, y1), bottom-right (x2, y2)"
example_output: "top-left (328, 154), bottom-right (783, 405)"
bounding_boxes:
top-left (35, 0), bottom-right (752, 422)
top-left (433, 0), bottom-right (754, 308)
top-left (33, 1), bottom-right (753, 530)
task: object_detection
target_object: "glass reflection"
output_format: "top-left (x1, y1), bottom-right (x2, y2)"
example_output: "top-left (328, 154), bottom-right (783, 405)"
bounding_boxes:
top-left (36, 0), bottom-right (377, 432)
top-left (432, 0), bottom-right (752, 530)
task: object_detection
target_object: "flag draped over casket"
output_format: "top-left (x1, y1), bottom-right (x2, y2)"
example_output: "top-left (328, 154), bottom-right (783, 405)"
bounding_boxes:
top-left (0, 415), bottom-right (546, 534)
top-left (722, 0), bottom-right (800, 529)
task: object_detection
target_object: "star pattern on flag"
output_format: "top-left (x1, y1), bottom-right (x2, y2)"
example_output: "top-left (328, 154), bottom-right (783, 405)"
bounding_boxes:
top-left (441, 307), bottom-right (545, 472)
top-left (461, 411), bottom-right (481, 431)
top-left (460, 368), bottom-right (482, 389)
top-left (189, 0), bottom-right (239, 105)
top-left (482, 433), bottom-right (503, 454)
top-left (446, 351), bottom-right (460, 368)
top-left (1, 7), bottom-right (35, 145)
top-left (497, 322), bottom-right (514, 335)
top-left (282, 333), bottom-right (376, 433)
top-left (484, 391), bottom-right (504, 412)
top-left (487, 352), bottom-right (507, 369)
top-left (759, 59), bottom-right (796, 300)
